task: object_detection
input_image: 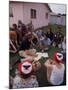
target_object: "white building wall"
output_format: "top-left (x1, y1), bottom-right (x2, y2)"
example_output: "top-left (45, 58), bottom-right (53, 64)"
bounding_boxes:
top-left (61, 16), bottom-right (66, 25)
top-left (49, 14), bottom-right (66, 26)
top-left (56, 16), bottom-right (62, 25)
top-left (9, 2), bottom-right (50, 29)
top-left (9, 3), bottom-right (24, 27)
top-left (23, 3), bottom-right (50, 29)
top-left (49, 15), bottom-right (57, 24)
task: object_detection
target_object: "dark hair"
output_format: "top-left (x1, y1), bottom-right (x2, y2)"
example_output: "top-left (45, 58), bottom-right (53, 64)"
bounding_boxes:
top-left (13, 24), bottom-right (17, 30)
top-left (20, 24), bottom-right (27, 37)
top-left (18, 20), bottom-right (23, 24)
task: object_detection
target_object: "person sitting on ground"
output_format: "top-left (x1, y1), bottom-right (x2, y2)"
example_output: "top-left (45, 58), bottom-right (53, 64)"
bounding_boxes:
top-left (39, 34), bottom-right (51, 52)
top-left (36, 30), bottom-right (43, 40)
top-left (44, 52), bottom-right (65, 85)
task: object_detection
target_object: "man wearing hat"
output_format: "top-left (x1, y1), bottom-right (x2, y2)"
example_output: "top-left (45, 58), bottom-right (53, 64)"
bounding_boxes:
top-left (44, 52), bottom-right (65, 85)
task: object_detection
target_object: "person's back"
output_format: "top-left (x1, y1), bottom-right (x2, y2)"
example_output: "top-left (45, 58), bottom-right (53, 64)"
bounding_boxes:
top-left (47, 38), bottom-right (51, 46)
top-left (43, 36), bottom-right (51, 46)
top-left (50, 64), bottom-right (65, 85)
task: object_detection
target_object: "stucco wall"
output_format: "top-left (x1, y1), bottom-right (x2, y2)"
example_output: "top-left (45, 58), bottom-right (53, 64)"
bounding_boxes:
top-left (49, 14), bottom-right (66, 26)
top-left (61, 16), bottom-right (66, 25)
top-left (9, 2), bottom-right (50, 29)
top-left (49, 15), bottom-right (57, 24)
top-left (23, 3), bottom-right (50, 29)
top-left (9, 2), bottom-right (24, 27)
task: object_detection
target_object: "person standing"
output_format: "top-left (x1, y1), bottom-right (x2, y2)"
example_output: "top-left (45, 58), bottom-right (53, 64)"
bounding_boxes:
top-left (44, 52), bottom-right (65, 85)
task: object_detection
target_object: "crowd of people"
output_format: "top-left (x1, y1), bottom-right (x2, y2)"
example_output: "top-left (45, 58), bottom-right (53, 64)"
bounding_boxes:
top-left (9, 20), bottom-right (66, 89)
top-left (10, 20), bottom-right (66, 54)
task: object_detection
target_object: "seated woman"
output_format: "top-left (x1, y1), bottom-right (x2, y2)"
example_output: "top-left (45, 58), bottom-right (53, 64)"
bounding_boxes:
top-left (44, 52), bottom-right (65, 85)
top-left (39, 34), bottom-right (51, 52)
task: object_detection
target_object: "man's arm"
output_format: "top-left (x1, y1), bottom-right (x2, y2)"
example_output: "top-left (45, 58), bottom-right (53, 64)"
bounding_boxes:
top-left (44, 59), bottom-right (53, 68)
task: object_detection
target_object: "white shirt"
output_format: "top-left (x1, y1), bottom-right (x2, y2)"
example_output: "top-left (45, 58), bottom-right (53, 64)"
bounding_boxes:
top-left (62, 41), bottom-right (66, 52)
top-left (50, 64), bottom-right (65, 85)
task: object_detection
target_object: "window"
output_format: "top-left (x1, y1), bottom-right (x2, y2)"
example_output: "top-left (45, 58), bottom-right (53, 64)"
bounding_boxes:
top-left (31, 9), bottom-right (36, 19)
top-left (45, 13), bottom-right (48, 19)
top-left (9, 6), bottom-right (13, 17)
